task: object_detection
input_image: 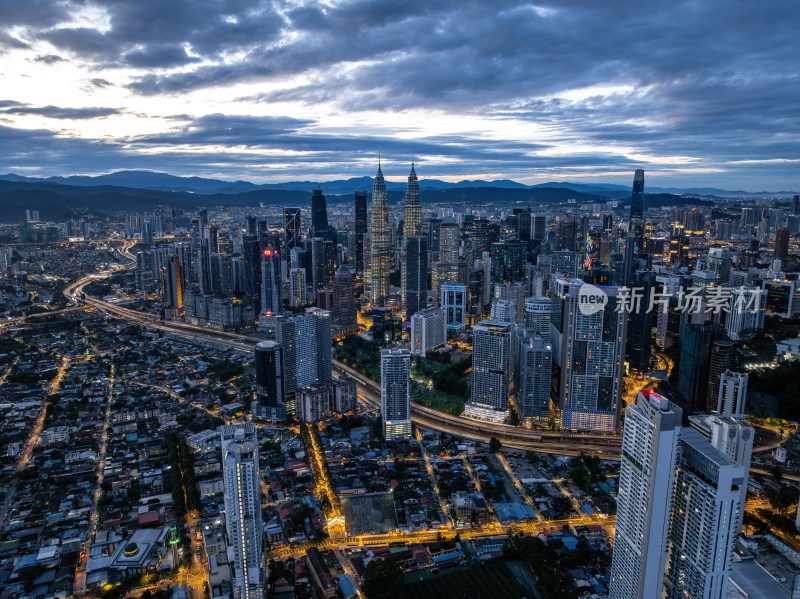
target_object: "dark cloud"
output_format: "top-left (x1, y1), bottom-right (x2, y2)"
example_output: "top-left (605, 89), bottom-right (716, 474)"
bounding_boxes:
top-left (33, 54), bottom-right (67, 63)
top-left (0, 104), bottom-right (121, 119)
top-left (0, 0), bottom-right (798, 187)
top-left (0, 32), bottom-right (30, 51)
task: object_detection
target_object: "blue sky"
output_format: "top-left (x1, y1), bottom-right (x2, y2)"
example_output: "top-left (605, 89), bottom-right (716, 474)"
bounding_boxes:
top-left (1, 0), bottom-right (798, 190)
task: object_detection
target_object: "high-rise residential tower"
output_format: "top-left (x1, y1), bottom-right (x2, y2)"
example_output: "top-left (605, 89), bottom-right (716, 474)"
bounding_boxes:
top-left (369, 163), bottom-right (390, 307)
top-left (663, 430), bottom-right (744, 599)
top-left (514, 331), bottom-right (552, 426)
top-left (410, 307), bottom-right (447, 357)
top-left (550, 278), bottom-right (626, 432)
top-left (221, 424), bottom-right (263, 599)
top-left (524, 296), bottom-right (550, 337)
top-left (610, 391), bottom-right (682, 599)
top-left (381, 348), bottom-right (412, 441)
top-left (610, 391), bottom-right (746, 599)
top-left (468, 319), bottom-right (512, 416)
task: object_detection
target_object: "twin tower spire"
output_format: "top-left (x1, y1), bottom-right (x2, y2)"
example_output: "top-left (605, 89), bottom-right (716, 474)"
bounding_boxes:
top-left (369, 160), bottom-right (420, 308)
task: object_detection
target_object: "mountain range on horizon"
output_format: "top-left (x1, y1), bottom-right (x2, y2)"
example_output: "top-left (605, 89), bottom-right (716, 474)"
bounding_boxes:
top-left (1, 170), bottom-right (796, 198)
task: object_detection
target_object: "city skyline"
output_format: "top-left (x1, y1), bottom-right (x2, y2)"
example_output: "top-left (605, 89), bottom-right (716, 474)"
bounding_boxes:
top-left (1, 0), bottom-right (798, 188)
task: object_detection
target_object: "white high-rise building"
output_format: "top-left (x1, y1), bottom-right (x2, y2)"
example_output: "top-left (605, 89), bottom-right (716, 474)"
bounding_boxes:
top-left (716, 370), bottom-right (748, 416)
top-left (220, 424), bottom-right (263, 599)
top-left (725, 286), bottom-right (766, 340)
top-left (550, 277), bottom-right (626, 432)
top-left (524, 296), bottom-right (550, 338)
top-left (663, 429), bottom-right (744, 599)
top-left (611, 391), bottom-right (746, 599)
top-left (289, 267), bottom-right (307, 307)
top-left (410, 307), bottom-right (447, 357)
top-left (610, 391), bottom-right (682, 599)
top-left (490, 298), bottom-right (515, 323)
top-left (690, 413), bottom-right (753, 535)
top-left (494, 282), bottom-right (527, 323)
top-left (381, 349), bottom-right (412, 441)
top-left (467, 319), bottom-right (511, 417)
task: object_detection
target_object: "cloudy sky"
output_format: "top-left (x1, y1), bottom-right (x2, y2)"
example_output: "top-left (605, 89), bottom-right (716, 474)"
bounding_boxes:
top-left (1, 0), bottom-right (798, 189)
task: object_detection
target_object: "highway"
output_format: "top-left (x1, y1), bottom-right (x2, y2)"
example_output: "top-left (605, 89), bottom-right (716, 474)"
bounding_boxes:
top-left (60, 267), bottom-right (790, 460)
top-left (61, 273), bottom-right (629, 456)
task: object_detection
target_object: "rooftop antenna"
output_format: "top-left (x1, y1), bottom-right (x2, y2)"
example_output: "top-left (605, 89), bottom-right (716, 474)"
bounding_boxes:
top-left (314, 173), bottom-right (319, 189)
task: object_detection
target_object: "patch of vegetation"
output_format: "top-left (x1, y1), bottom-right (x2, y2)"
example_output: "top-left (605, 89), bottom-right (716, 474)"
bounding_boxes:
top-left (503, 535), bottom-right (575, 599)
top-left (749, 361), bottom-right (800, 420)
top-left (401, 561), bottom-right (527, 599)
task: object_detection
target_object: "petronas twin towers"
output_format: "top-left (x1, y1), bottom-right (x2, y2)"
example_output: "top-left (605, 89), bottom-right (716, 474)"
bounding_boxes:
top-left (368, 161), bottom-right (424, 312)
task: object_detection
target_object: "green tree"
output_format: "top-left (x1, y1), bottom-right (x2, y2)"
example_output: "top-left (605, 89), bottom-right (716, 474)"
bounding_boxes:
top-left (362, 558), bottom-right (403, 599)
top-left (489, 437), bottom-right (502, 453)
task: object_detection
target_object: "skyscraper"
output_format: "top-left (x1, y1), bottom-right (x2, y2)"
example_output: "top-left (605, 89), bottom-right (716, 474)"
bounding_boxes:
top-left (550, 278), bottom-right (626, 432)
top-left (707, 247), bottom-right (731, 285)
top-left (404, 236), bottom-right (428, 318)
top-left (554, 215), bottom-right (577, 252)
top-left (369, 163), bottom-right (390, 307)
top-left (627, 270), bottom-right (655, 373)
top-left (401, 163), bottom-right (423, 316)
top-left (354, 191), bottom-right (368, 275)
top-left (663, 430), bottom-right (744, 598)
top-left (433, 219), bottom-right (460, 300)
top-left (242, 235), bottom-right (262, 309)
top-left (677, 324), bottom-right (719, 412)
top-left (524, 296), bottom-right (550, 337)
top-left (332, 265), bottom-right (357, 332)
top-left (468, 319), bottom-right (512, 416)
top-left (706, 339), bottom-right (735, 413)
top-left (514, 331), bottom-right (552, 426)
top-left (311, 187), bottom-right (330, 240)
top-left (284, 207), bottom-right (302, 249)
top-left (410, 307), bottom-right (447, 357)
top-left (716, 370), bottom-right (748, 417)
top-left (630, 169), bottom-right (645, 247)
top-left (441, 282), bottom-right (467, 332)
top-left (260, 243), bottom-right (282, 315)
top-left (220, 424), bottom-right (263, 599)
top-left (403, 162), bottom-right (421, 238)
top-left (254, 341), bottom-right (285, 421)
top-left (490, 240), bottom-right (526, 285)
top-left (274, 309), bottom-right (332, 416)
top-left (610, 390), bottom-right (746, 599)
top-left (163, 256), bottom-right (184, 318)
top-left (381, 348), bottom-right (412, 441)
top-left (774, 227), bottom-right (790, 260)
top-left (288, 267), bottom-right (307, 307)
top-left (610, 391), bottom-right (682, 599)
top-left (725, 286), bottom-right (766, 340)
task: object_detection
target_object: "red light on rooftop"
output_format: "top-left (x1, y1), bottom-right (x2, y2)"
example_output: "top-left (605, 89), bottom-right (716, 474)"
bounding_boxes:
top-left (264, 249), bottom-right (272, 256)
